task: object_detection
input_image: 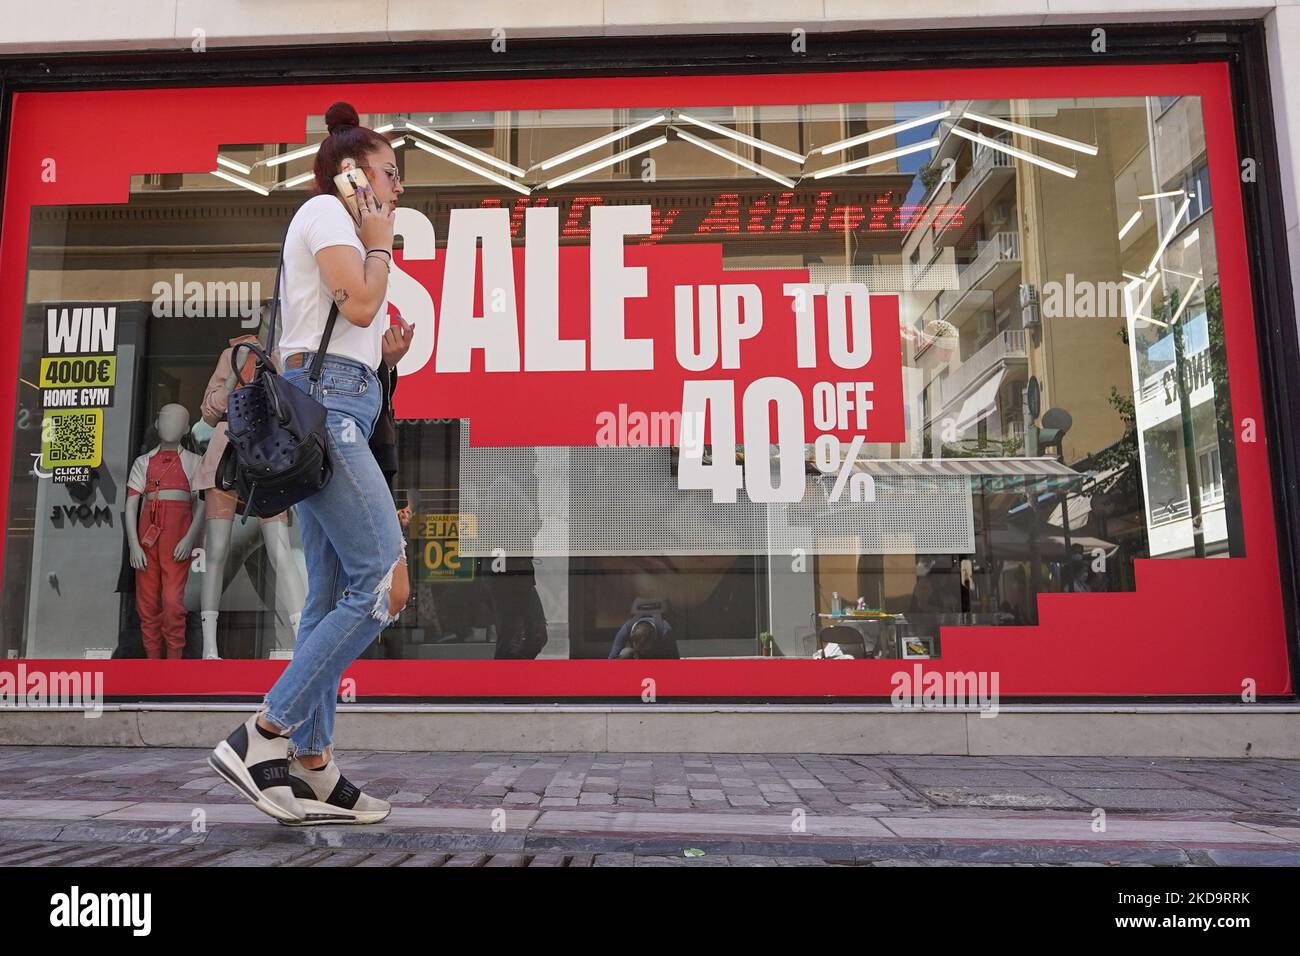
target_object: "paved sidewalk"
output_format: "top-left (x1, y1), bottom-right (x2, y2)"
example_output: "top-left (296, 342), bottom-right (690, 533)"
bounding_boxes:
top-left (1, 747), bottom-right (1299, 866)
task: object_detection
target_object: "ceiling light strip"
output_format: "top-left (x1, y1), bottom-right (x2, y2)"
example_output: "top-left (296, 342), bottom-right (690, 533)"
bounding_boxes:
top-left (1126, 274), bottom-right (1162, 326)
top-left (812, 137), bottom-right (939, 179)
top-left (409, 137), bottom-right (531, 194)
top-left (819, 109), bottom-right (952, 155)
top-left (544, 135), bottom-right (668, 189)
top-left (672, 129), bottom-right (796, 188)
top-left (676, 111), bottom-right (805, 164)
top-left (1117, 209), bottom-right (1142, 241)
top-left (211, 169), bottom-right (270, 196)
top-left (1168, 276), bottom-right (1202, 327)
top-left (215, 155), bottom-right (253, 175)
top-left (263, 142), bottom-right (321, 168)
top-left (405, 121), bottom-right (527, 177)
top-left (534, 114), bottom-right (668, 171)
top-left (950, 126), bottom-right (1077, 179)
top-left (962, 110), bottom-right (1099, 156)
top-left (1143, 196), bottom-right (1193, 277)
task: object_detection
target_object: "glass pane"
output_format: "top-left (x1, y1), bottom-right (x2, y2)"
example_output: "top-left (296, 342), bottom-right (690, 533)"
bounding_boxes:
top-left (2, 91), bottom-right (1243, 666)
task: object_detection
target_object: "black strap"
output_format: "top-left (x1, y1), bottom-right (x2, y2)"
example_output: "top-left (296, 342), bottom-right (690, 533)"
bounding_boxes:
top-left (308, 304), bottom-right (340, 384)
top-left (262, 238), bottom-right (286, 359)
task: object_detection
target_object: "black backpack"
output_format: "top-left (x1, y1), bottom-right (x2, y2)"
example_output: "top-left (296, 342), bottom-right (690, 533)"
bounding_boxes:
top-left (216, 222), bottom-right (340, 519)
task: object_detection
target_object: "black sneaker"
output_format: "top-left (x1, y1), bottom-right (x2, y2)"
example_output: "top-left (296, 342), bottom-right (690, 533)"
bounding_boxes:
top-left (282, 755), bottom-right (392, 826)
top-left (208, 714), bottom-right (305, 824)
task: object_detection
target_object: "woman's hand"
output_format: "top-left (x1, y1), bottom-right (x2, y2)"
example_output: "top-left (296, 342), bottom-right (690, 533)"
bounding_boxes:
top-left (317, 191), bottom-right (395, 328)
top-left (357, 186), bottom-right (395, 252)
top-left (382, 314), bottom-right (415, 369)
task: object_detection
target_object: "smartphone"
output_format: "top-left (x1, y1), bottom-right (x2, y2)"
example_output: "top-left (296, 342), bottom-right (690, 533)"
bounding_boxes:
top-left (333, 160), bottom-right (373, 226)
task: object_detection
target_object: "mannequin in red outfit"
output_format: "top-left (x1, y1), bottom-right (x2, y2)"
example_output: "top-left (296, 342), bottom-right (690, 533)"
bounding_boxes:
top-left (125, 404), bottom-right (205, 659)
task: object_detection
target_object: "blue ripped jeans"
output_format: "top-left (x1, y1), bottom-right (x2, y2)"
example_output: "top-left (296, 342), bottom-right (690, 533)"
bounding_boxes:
top-left (257, 354), bottom-right (406, 757)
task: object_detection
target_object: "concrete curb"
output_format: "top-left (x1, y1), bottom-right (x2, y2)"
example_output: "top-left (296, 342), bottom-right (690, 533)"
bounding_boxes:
top-left (4, 704), bottom-right (1300, 757)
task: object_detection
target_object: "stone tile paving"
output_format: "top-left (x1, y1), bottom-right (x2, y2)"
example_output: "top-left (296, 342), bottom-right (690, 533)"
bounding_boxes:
top-left (1, 747), bottom-right (1299, 865)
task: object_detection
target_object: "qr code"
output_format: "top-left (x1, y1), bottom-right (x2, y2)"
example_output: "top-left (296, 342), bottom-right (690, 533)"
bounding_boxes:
top-left (44, 411), bottom-right (101, 465)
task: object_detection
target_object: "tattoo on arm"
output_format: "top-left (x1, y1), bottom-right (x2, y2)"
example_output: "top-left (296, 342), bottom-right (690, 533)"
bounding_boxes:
top-left (332, 288), bottom-right (350, 305)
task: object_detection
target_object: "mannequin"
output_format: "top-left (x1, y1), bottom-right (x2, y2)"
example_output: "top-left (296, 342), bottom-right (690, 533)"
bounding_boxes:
top-left (125, 403), bottom-right (204, 660)
top-left (191, 336), bottom-right (306, 660)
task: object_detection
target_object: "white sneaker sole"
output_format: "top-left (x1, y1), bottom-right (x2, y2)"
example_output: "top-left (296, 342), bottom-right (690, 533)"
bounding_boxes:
top-left (208, 741), bottom-right (304, 824)
top-left (280, 797), bottom-right (391, 827)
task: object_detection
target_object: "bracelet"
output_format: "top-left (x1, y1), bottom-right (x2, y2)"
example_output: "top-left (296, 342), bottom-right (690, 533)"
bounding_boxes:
top-left (366, 248), bottom-right (392, 260)
top-left (366, 252), bottom-right (391, 269)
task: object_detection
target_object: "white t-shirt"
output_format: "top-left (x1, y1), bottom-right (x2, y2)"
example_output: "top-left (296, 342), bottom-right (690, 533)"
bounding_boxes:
top-left (277, 194), bottom-right (387, 371)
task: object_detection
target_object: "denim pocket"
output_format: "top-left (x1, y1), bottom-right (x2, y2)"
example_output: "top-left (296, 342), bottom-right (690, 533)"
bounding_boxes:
top-left (281, 366), bottom-right (311, 396)
top-left (319, 367), bottom-right (367, 396)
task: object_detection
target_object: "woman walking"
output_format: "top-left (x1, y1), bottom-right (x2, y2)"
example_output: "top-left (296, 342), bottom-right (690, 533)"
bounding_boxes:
top-left (209, 102), bottom-right (409, 825)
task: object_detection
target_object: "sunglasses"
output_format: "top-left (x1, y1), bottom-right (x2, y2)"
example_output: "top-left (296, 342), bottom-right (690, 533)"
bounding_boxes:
top-left (359, 163), bottom-right (401, 186)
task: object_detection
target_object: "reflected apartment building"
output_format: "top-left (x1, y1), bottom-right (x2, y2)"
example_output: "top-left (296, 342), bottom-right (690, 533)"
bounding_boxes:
top-left (893, 95), bottom-right (1241, 627)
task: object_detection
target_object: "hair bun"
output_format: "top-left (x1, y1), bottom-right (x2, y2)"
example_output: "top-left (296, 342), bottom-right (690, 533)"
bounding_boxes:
top-left (325, 101), bottom-right (361, 135)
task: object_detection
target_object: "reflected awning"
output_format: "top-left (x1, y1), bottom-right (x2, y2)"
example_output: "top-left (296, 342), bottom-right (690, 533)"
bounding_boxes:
top-left (1047, 493), bottom-right (1092, 528)
top-left (851, 457), bottom-right (1078, 478)
top-left (846, 456), bottom-right (1083, 493)
top-left (1043, 466), bottom-right (1125, 526)
top-left (954, 371), bottom-right (1005, 431)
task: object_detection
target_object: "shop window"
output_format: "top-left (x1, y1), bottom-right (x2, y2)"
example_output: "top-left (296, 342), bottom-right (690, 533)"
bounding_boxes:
top-left (0, 77), bottom-right (1261, 693)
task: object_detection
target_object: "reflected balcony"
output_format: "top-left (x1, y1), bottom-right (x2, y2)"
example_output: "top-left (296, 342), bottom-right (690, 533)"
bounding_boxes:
top-left (938, 231), bottom-right (1022, 324)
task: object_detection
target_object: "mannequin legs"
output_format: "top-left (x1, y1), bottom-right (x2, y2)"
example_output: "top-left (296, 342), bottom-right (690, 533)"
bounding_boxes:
top-left (261, 519), bottom-right (306, 648)
top-left (199, 492), bottom-right (307, 659)
top-left (200, 515), bottom-right (233, 660)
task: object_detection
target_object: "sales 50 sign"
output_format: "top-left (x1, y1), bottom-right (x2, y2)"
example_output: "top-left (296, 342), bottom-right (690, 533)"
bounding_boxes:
top-left (388, 205), bottom-right (904, 503)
